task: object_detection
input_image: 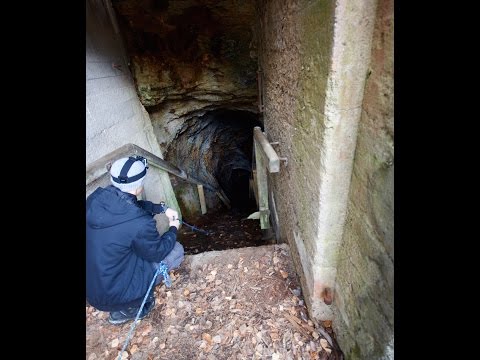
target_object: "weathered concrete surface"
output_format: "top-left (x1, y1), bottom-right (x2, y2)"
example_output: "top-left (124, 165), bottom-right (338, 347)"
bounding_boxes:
top-left (86, 0), bottom-right (180, 232)
top-left (257, 0), bottom-right (333, 321)
top-left (111, 0), bottom-right (259, 153)
top-left (257, 0), bottom-right (378, 324)
top-left (333, 0), bottom-right (394, 358)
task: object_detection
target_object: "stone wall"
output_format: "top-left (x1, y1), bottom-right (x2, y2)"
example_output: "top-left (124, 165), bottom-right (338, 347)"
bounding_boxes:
top-left (86, 0), bottom-right (179, 231)
top-left (333, 0), bottom-right (394, 358)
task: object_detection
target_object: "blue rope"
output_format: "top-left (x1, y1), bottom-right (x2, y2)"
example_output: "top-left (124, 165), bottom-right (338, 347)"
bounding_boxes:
top-left (157, 261), bottom-right (171, 287)
top-left (117, 261), bottom-right (171, 360)
top-left (180, 220), bottom-right (211, 236)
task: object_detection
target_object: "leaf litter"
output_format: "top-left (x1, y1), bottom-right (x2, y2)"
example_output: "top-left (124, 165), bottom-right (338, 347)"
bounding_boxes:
top-left (86, 244), bottom-right (343, 359)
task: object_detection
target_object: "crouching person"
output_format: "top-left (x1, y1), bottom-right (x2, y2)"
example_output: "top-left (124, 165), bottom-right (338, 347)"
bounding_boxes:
top-left (86, 156), bottom-right (184, 325)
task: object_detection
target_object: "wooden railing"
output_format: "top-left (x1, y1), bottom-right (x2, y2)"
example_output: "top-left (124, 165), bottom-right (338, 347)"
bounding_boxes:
top-left (252, 127), bottom-right (282, 229)
top-left (86, 143), bottom-right (231, 208)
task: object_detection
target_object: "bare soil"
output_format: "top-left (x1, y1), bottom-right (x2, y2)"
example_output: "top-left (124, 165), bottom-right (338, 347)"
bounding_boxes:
top-left (178, 209), bottom-right (267, 255)
top-left (86, 244), bottom-right (343, 360)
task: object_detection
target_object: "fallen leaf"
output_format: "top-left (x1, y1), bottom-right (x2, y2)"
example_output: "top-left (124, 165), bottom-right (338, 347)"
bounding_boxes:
top-left (320, 338), bottom-right (331, 353)
top-left (130, 345), bottom-right (138, 354)
top-left (272, 353), bottom-right (280, 360)
top-left (159, 343), bottom-right (166, 349)
top-left (239, 324), bottom-right (247, 336)
top-left (111, 338), bottom-right (119, 348)
top-left (213, 335), bottom-right (221, 343)
top-left (165, 308), bottom-right (173, 316)
top-left (141, 324), bottom-right (153, 336)
top-left (202, 333), bottom-right (212, 343)
top-left (117, 351), bottom-right (128, 360)
top-left (270, 332), bottom-right (280, 342)
top-left (279, 270), bottom-right (288, 279)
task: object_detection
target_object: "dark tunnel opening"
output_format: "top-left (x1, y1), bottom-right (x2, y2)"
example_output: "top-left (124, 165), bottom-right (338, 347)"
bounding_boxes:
top-left (166, 109), bottom-right (261, 214)
top-left (165, 109), bottom-right (266, 254)
top-left (211, 110), bottom-right (260, 213)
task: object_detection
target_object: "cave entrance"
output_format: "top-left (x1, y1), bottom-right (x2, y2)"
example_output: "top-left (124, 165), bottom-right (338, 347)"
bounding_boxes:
top-left (109, 0), bottom-right (266, 254)
top-left (165, 109), bottom-right (268, 254)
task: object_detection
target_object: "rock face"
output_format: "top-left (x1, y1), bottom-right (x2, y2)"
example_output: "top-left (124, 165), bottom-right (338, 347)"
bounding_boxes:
top-left (112, 0), bottom-right (259, 131)
top-left (111, 0), bottom-right (261, 217)
top-left (166, 109), bottom-right (260, 215)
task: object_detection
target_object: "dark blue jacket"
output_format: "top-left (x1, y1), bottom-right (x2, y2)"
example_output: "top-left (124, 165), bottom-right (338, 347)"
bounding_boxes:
top-left (86, 185), bottom-right (177, 311)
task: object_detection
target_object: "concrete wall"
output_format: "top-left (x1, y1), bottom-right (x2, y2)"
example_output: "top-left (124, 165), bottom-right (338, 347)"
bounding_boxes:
top-left (258, 0), bottom-right (379, 320)
top-left (256, 0), bottom-right (335, 318)
top-left (333, 0), bottom-right (394, 358)
top-left (258, 0), bottom-right (393, 357)
top-left (86, 0), bottom-right (179, 231)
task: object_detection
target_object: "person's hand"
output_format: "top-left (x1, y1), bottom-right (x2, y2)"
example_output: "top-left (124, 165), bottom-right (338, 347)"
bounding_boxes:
top-left (169, 219), bottom-right (180, 229)
top-left (165, 208), bottom-right (178, 221)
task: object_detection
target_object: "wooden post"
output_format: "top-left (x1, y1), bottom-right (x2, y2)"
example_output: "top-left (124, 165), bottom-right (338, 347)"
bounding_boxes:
top-left (216, 188), bottom-right (231, 209)
top-left (254, 139), bottom-right (270, 229)
top-left (197, 184), bottom-right (207, 214)
top-left (250, 172), bottom-right (258, 207)
top-left (252, 127), bottom-right (282, 229)
top-left (253, 127), bottom-right (280, 173)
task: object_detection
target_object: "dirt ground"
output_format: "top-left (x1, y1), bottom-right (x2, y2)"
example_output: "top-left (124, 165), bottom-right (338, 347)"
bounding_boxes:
top-left (178, 210), bottom-right (267, 255)
top-left (86, 244), bottom-right (343, 360)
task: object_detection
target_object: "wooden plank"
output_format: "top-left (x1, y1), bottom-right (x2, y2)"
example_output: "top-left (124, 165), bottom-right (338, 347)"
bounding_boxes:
top-left (131, 145), bottom-right (187, 179)
top-left (216, 188), bottom-right (231, 209)
top-left (254, 139), bottom-right (270, 229)
top-left (253, 127), bottom-right (280, 173)
top-left (252, 170), bottom-right (259, 206)
top-left (197, 184), bottom-right (207, 214)
top-left (86, 143), bottom-right (187, 186)
top-left (85, 143), bottom-right (233, 209)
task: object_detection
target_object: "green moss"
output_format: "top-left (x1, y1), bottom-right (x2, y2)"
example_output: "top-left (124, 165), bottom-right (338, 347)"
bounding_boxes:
top-left (350, 342), bottom-right (362, 359)
top-left (172, 183), bottom-right (200, 219)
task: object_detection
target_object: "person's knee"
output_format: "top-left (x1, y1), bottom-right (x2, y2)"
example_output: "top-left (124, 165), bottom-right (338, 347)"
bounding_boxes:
top-left (162, 242), bottom-right (184, 270)
top-left (174, 241), bottom-right (184, 256)
top-left (174, 242), bottom-right (185, 263)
